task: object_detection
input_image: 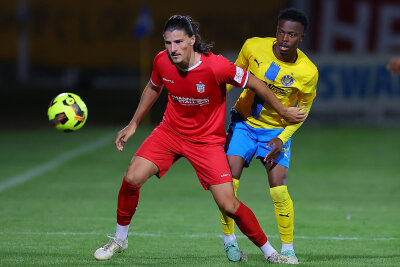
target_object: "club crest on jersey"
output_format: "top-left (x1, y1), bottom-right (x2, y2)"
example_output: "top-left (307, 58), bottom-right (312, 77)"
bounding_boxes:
top-left (281, 75), bottom-right (294, 87)
top-left (196, 82), bottom-right (205, 93)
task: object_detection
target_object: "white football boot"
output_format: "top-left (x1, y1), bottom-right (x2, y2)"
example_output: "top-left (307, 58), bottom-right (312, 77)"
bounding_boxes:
top-left (94, 236), bottom-right (128, 261)
top-left (267, 251), bottom-right (299, 264)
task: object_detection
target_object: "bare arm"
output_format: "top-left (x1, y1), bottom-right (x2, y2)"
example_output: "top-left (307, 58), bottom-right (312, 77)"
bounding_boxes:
top-left (115, 81), bottom-right (163, 151)
top-left (245, 74), bottom-right (306, 123)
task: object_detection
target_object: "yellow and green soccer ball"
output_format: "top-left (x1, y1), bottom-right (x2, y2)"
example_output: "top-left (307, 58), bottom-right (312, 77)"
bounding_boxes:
top-left (48, 93), bottom-right (88, 132)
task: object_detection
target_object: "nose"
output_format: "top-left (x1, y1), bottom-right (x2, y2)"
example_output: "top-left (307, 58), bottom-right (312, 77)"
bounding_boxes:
top-left (171, 42), bottom-right (177, 52)
top-left (282, 33), bottom-right (289, 42)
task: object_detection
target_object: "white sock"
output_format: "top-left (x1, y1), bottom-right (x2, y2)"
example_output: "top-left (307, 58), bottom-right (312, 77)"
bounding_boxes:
top-left (259, 240), bottom-right (277, 259)
top-left (115, 223), bottom-right (130, 241)
top-left (223, 233), bottom-right (237, 244)
top-left (281, 242), bottom-right (294, 253)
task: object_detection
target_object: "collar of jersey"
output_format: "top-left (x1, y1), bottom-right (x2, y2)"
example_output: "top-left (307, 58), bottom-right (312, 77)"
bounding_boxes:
top-left (176, 59), bottom-right (203, 72)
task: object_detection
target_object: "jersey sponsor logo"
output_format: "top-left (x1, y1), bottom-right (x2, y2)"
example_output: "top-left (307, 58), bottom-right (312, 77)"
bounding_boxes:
top-left (249, 70), bottom-right (289, 96)
top-left (170, 94), bottom-right (209, 106)
top-left (265, 81), bottom-right (289, 96)
top-left (281, 74), bottom-right (294, 87)
top-left (254, 58), bottom-right (263, 68)
top-left (196, 82), bottom-right (205, 93)
top-left (265, 62), bottom-right (281, 81)
top-left (220, 173), bottom-right (231, 178)
top-left (162, 77), bottom-right (174, 83)
top-left (234, 66), bottom-right (245, 84)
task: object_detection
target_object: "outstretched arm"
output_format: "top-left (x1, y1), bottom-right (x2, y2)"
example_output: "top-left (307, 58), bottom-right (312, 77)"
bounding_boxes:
top-left (245, 74), bottom-right (306, 123)
top-left (115, 81), bottom-right (163, 151)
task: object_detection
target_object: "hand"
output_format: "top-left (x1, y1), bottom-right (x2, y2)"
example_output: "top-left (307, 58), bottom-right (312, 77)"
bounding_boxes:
top-left (264, 138), bottom-right (283, 169)
top-left (387, 57), bottom-right (400, 75)
top-left (115, 123), bottom-right (137, 152)
top-left (281, 105), bottom-right (307, 123)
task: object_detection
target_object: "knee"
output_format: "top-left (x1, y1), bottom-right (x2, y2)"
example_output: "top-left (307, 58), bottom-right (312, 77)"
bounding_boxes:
top-left (228, 155), bottom-right (244, 178)
top-left (124, 159), bottom-right (153, 186)
top-left (124, 156), bottom-right (158, 186)
top-left (270, 185), bottom-right (291, 203)
top-left (124, 166), bottom-right (145, 186)
top-left (124, 174), bottom-right (142, 186)
top-left (219, 197), bottom-right (240, 217)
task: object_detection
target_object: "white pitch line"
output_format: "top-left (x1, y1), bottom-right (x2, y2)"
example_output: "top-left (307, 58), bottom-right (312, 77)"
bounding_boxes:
top-left (0, 134), bottom-right (113, 192)
top-left (0, 231), bottom-right (397, 241)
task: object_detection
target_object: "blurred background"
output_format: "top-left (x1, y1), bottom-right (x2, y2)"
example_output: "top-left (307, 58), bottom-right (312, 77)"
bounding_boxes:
top-left (1, 0), bottom-right (400, 129)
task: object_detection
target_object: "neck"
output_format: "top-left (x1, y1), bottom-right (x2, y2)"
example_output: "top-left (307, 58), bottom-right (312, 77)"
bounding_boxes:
top-left (273, 44), bottom-right (298, 63)
top-left (282, 53), bottom-right (298, 63)
top-left (177, 52), bottom-right (201, 69)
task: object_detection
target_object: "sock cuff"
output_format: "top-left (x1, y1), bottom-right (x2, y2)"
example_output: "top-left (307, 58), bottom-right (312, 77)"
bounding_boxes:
top-left (232, 178), bottom-right (240, 195)
top-left (270, 185), bottom-right (290, 203)
top-left (232, 177), bottom-right (240, 183)
top-left (123, 176), bottom-right (141, 189)
top-left (233, 201), bottom-right (244, 217)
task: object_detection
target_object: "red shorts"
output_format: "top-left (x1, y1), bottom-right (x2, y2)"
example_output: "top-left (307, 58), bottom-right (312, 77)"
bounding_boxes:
top-left (135, 125), bottom-right (232, 190)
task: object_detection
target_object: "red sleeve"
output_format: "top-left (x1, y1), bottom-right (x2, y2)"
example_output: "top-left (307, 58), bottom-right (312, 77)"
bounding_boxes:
top-left (213, 55), bottom-right (249, 88)
top-left (150, 52), bottom-right (164, 87)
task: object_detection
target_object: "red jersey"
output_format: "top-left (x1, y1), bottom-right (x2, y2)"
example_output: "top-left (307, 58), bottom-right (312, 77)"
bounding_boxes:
top-left (150, 50), bottom-right (249, 145)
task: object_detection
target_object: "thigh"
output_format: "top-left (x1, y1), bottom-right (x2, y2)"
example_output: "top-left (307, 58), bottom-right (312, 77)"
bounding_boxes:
top-left (185, 143), bottom-right (233, 190)
top-left (125, 156), bottom-right (159, 186)
top-left (266, 163), bottom-right (288, 187)
top-left (227, 155), bottom-right (246, 179)
top-left (135, 126), bottom-right (182, 179)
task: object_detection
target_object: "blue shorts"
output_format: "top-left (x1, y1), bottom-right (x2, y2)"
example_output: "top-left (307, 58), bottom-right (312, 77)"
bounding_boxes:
top-left (225, 113), bottom-right (291, 168)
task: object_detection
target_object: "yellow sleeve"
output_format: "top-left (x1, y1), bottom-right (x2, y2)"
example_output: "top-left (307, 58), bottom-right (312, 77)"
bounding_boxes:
top-left (278, 70), bottom-right (318, 144)
top-left (277, 92), bottom-right (315, 144)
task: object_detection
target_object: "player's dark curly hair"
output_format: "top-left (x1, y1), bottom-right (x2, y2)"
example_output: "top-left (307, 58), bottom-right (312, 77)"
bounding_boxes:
top-left (163, 15), bottom-right (213, 55)
top-left (278, 8), bottom-right (309, 33)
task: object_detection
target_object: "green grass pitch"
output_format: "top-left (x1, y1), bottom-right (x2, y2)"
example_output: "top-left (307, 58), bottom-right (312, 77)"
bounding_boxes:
top-left (0, 126), bottom-right (399, 266)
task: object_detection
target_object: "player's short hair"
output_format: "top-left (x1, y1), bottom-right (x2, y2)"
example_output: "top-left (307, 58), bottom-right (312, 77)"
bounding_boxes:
top-left (163, 15), bottom-right (213, 55)
top-left (278, 8), bottom-right (308, 33)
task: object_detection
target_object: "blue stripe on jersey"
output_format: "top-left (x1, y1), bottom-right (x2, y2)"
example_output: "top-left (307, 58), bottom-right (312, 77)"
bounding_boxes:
top-left (265, 62), bottom-right (280, 82)
top-left (251, 94), bottom-right (264, 119)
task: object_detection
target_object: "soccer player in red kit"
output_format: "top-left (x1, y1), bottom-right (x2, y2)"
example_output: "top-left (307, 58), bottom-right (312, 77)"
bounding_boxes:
top-left (93, 15), bottom-right (304, 264)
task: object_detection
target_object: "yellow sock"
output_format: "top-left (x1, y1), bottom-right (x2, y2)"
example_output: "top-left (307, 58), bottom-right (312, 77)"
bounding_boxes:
top-left (219, 178), bottom-right (240, 236)
top-left (270, 185), bottom-right (294, 244)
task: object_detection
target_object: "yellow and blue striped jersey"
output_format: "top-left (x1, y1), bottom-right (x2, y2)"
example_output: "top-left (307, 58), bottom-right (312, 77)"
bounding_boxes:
top-left (228, 37), bottom-right (318, 144)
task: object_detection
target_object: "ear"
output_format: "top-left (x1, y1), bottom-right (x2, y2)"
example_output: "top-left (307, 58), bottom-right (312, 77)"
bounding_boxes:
top-left (190, 35), bottom-right (196, 46)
